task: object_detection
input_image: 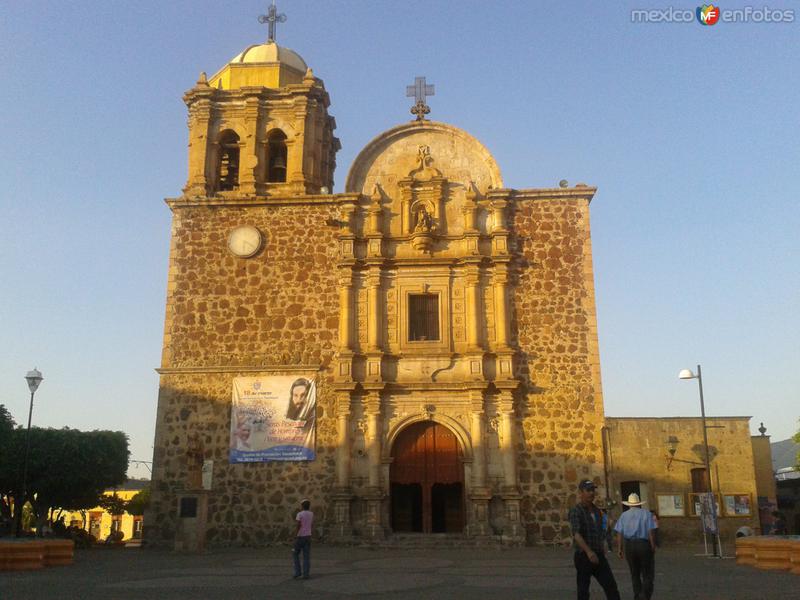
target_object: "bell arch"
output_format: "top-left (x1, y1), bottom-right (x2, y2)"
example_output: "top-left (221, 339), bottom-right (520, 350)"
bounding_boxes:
top-left (214, 128), bottom-right (241, 192)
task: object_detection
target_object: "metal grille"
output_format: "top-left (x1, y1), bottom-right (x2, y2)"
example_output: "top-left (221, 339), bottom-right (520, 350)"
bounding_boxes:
top-left (408, 294), bottom-right (439, 341)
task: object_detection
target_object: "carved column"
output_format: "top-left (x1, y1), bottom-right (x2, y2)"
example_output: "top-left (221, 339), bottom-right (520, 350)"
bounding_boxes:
top-left (184, 97), bottom-right (212, 196)
top-left (465, 267), bottom-right (482, 352)
top-left (366, 185), bottom-right (384, 259)
top-left (365, 268), bottom-right (383, 382)
top-left (366, 270), bottom-right (381, 352)
top-left (338, 270), bottom-right (353, 352)
top-left (238, 95), bottom-right (259, 195)
top-left (289, 99), bottom-right (308, 192)
top-left (468, 389), bottom-right (490, 536)
top-left (363, 390), bottom-right (384, 539)
top-left (493, 265), bottom-right (510, 350)
top-left (463, 182), bottom-right (480, 255)
top-left (498, 390), bottom-right (524, 542)
top-left (499, 406), bottom-right (517, 489)
top-left (330, 390), bottom-right (353, 540)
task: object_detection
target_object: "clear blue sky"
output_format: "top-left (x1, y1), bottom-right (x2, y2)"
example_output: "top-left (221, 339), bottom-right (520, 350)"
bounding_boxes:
top-left (1, 1), bottom-right (798, 479)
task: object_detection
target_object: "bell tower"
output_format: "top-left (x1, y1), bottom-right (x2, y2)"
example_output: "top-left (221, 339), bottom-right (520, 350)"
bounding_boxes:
top-left (181, 18), bottom-right (339, 198)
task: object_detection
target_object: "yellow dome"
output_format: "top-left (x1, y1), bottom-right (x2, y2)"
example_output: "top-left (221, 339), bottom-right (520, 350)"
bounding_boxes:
top-left (230, 42), bottom-right (308, 72)
top-left (208, 42), bottom-right (308, 90)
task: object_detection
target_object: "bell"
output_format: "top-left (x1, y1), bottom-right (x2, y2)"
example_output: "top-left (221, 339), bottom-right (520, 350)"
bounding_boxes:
top-left (271, 155), bottom-right (286, 170)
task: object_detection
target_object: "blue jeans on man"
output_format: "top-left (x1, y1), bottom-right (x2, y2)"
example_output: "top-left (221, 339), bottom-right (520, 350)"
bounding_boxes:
top-left (293, 535), bottom-right (311, 578)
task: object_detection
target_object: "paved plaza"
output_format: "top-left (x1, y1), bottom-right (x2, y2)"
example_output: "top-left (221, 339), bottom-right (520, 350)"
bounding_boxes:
top-left (2, 543), bottom-right (795, 599)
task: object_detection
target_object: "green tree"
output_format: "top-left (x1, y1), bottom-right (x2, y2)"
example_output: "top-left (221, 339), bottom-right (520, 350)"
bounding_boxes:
top-left (125, 488), bottom-right (150, 517)
top-left (794, 418), bottom-right (800, 468)
top-left (98, 493), bottom-right (127, 516)
top-left (0, 425), bottom-right (129, 533)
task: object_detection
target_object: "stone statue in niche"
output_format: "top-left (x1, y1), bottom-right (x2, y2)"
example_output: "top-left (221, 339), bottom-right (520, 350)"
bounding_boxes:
top-left (414, 205), bottom-right (434, 233)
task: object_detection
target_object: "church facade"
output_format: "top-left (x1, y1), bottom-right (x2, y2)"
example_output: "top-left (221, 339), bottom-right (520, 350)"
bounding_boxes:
top-left (146, 32), bottom-right (607, 548)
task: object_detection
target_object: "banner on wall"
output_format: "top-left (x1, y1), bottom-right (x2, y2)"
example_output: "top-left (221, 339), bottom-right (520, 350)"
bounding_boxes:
top-left (229, 375), bottom-right (316, 463)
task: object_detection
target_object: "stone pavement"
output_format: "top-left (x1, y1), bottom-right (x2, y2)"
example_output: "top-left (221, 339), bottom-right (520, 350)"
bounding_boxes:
top-left (1, 544), bottom-right (795, 599)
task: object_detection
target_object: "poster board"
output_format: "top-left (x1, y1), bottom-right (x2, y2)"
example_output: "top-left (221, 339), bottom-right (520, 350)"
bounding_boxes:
top-left (656, 493), bottom-right (685, 517)
top-left (229, 375), bottom-right (317, 463)
top-left (688, 493), bottom-right (720, 517)
top-left (722, 493), bottom-right (752, 517)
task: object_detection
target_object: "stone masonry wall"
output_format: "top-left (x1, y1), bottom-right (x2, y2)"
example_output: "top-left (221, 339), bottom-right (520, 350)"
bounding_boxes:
top-left (148, 201), bottom-right (342, 547)
top-left (511, 195), bottom-right (606, 544)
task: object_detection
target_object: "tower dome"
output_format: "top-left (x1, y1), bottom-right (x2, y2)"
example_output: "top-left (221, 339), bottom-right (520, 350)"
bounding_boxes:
top-left (208, 41), bottom-right (309, 90)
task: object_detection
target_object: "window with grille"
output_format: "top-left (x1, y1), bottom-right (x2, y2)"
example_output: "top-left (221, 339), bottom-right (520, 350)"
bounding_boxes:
top-left (408, 294), bottom-right (439, 341)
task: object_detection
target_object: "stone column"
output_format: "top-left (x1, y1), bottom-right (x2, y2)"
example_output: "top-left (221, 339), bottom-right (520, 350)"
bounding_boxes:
top-left (336, 396), bottom-right (352, 489)
top-left (183, 98), bottom-right (212, 196)
top-left (363, 390), bottom-right (384, 539)
top-left (289, 100), bottom-right (308, 193)
top-left (238, 95), bottom-right (259, 195)
top-left (366, 270), bottom-right (382, 352)
top-left (338, 271), bottom-right (352, 351)
top-left (499, 408), bottom-right (517, 489)
top-left (493, 265), bottom-right (510, 350)
top-left (498, 389), bottom-right (524, 542)
top-left (465, 267), bottom-right (482, 352)
top-left (330, 390), bottom-right (353, 540)
top-left (468, 389), bottom-right (491, 536)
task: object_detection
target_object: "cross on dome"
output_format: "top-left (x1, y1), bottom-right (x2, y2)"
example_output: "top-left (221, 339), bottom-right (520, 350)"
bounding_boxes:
top-left (258, 1), bottom-right (287, 43)
top-left (406, 76), bottom-right (435, 121)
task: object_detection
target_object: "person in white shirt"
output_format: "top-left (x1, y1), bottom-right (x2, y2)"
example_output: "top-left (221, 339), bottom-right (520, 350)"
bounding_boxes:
top-left (292, 499), bottom-right (314, 579)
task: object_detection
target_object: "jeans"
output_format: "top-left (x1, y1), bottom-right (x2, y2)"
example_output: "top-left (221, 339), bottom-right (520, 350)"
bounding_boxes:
top-left (623, 539), bottom-right (654, 600)
top-left (574, 551), bottom-right (621, 600)
top-left (293, 536), bottom-right (311, 577)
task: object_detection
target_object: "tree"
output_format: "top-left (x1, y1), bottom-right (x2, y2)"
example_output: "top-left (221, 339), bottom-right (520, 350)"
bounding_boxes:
top-left (125, 488), bottom-right (150, 517)
top-left (98, 494), bottom-right (127, 516)
top-left (0, 424), bottom-right (129, 534)
top-left (794, 418), bottom-right (800, 468)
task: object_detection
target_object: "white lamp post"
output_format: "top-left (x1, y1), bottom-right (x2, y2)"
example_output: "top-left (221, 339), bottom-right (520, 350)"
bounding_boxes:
top-left (679, 364), bottom-right (720, 557)
top-left (17, 368), bottom-right (43, 536)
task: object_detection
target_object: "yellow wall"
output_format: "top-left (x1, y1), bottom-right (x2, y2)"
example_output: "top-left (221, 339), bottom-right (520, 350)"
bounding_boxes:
top-left (606, 417), bottom-right (760, 540)
top-left (60, 489), bottom-right (144, 542)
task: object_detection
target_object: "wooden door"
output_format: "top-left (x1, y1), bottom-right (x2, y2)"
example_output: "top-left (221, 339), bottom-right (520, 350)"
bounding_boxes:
top-left (390, 421), bottom-right (464, 533)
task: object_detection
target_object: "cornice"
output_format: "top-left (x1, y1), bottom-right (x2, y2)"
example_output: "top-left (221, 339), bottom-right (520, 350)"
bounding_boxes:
top-left (165, 193), bottom-right (361, 209)
top-left (511, 186), bottom-right (597, 203)
top-left (156, 364), bottom-right (322, 375)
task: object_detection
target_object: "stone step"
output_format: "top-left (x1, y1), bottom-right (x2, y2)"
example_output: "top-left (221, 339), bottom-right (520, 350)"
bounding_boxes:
top-left (376, 533), bottom-right (505, 549)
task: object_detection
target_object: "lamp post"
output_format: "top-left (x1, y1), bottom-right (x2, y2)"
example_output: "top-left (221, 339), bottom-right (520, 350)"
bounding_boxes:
top-left (16, 368), bottom-right (43, 537)
top-left (679, 364), bottom-right (719, 557)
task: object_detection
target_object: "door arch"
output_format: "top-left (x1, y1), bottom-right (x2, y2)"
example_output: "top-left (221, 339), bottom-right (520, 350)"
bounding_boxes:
top-left (390, 421), bottom-right (465, 533)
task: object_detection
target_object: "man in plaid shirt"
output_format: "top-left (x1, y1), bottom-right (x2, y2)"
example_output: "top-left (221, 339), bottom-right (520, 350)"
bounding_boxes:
top-left (568, 479), bottom-right (621, 600)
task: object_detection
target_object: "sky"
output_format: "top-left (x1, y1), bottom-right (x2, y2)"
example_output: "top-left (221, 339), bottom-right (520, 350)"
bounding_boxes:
top-left (1, 1), bottom-right (798, 479)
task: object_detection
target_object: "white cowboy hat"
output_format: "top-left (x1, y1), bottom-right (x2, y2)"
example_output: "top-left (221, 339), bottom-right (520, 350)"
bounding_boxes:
top-left (622, 493), bottom-right (646, 507)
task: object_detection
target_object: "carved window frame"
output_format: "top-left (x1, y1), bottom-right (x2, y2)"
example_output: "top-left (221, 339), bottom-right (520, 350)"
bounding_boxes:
top-left (398, 281), bottom-right (450, 353)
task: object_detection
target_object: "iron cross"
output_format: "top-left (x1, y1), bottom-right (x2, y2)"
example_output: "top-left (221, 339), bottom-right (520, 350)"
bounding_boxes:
top-left (258, 1), bottom-right (287, 43)
top-left (406, 76), bottom-right (435, 121)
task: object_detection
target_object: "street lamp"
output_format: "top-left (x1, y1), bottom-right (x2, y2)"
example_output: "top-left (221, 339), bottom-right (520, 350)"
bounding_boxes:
top-left (679, 364), bottom-right (720, 557)
top-left (17, 368), bottom-right (43, 536)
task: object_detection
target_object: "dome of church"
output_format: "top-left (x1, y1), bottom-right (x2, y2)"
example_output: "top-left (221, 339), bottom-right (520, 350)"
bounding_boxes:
top-left (230, 42), bottom-right (307, 72)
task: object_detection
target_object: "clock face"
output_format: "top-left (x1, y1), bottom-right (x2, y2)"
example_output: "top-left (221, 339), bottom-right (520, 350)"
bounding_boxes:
top-left (227, 226), bottom-right (262, 258)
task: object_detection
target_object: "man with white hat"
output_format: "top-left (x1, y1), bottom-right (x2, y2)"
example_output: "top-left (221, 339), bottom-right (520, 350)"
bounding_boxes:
top-left (613, 493), bottom-right (656, 600)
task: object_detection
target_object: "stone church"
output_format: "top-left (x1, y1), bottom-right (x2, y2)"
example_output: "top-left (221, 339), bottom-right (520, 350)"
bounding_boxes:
top-left (145, 22), bottom-right (616, 548)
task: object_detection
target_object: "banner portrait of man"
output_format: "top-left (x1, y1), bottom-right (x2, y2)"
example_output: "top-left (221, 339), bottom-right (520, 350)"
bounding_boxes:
top-left (229, 375), bottom-right (317, 463)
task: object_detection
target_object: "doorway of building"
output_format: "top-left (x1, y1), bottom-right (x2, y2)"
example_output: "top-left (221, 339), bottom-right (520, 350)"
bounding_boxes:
top-left (390, 421), bottom-right (464, 533)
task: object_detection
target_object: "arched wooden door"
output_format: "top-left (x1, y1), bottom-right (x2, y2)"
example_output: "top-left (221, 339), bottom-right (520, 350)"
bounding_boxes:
top-left (390, 421), bottom-right (464, 533)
